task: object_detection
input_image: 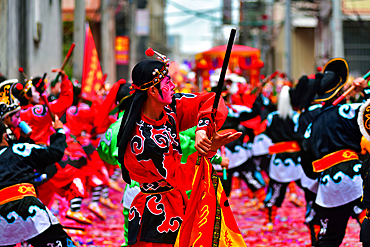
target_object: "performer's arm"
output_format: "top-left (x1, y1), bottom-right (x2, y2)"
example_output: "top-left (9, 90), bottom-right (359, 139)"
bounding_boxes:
top-left (179, 126), bottom-right (197, 164)
top-left (97, 119), bottom-right (121, 166)
top-left (361, 158), bottom-right (370, 208)
top-left (16, 129), bottom-right (66, 171)
top-left (264, 112), bottom-right (276, 139)
top-left (49, 74), bottom-right (74, 117)
top-left (20, 117), bottom-right (66, 170)
top-left (301, 129), bottom-right (320, 180)
top-left (172, 92), bottom-right (228, 133)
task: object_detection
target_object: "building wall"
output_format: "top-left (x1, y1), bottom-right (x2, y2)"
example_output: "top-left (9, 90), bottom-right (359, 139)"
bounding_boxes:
top-left (149, 0), bottom-right (167, 53)
top-left (343, 20), bottom-right (370, 76)
top-left (3, 0), bottom-right (22, 79)
top-left (275, 26), bottom-right (315, 80)
top-left (27, 0), bottom-right (63, 79)
top-left (0, 0), bottom-right (62, 80)
top-left (292, 28), bottom-right (315, 78)
top-left (0, 0), bottom-right (8, 76)
top-left (275, 27), bottom-right (283, 75)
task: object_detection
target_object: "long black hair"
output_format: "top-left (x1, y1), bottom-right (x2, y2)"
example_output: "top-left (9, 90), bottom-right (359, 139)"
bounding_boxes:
top-left (117, 59), bottom-right (167, 183)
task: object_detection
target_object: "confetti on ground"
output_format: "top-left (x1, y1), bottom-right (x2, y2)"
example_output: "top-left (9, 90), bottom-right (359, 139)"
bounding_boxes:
top-left (47, 177), bottom-right (362, 247)
top-left (229, 181), bottom-right (362, 247)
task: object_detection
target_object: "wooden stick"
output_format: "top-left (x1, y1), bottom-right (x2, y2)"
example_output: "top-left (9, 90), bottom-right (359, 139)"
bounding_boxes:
top-left (18, 67), bottom-right (28, 80)
top-left (211, 29), bottom-right (236, 122)
top-left (333, 70), bottom-right (370, 106)
top-left (52, 43), bottom-right (75, 86)
top-left (41, 94), bottom-right (55, 121)
top-left (61, 43), bottom-right (76, 69)
top-left (102, 73), bottom-right (108, 83)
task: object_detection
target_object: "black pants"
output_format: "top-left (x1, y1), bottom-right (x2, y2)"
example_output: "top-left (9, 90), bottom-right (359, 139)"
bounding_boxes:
top-left (361, 215), bottom-right (370, 245)
top-left (220, 158), bottom-right (265, 197)
top-left (315, 199), bottom-right (359, 247)
top-left (1, 224), bottom-right (75, 247)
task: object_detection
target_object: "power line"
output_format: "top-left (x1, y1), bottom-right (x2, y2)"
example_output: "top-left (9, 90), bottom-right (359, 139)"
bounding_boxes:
top-left (168, 16), bottom-right (199, 28)
top-left (166, 0), bottom-right (222, 23)
top-left (166, 7), bottom-right (222, 17)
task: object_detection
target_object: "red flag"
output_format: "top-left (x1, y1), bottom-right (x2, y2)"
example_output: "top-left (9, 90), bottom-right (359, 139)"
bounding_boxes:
top-left (175, 156), bottom-right (247, 247)
top-left (81, 23), bottom-right (104, 101)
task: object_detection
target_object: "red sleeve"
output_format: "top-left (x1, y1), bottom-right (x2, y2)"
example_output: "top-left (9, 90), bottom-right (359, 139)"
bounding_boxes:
top-left (49, 75), bottom-right (73, 117)
top-left (173, 92), bottom-right (228, 133)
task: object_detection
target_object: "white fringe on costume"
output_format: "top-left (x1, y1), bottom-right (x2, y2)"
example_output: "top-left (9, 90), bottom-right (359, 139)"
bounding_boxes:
top-left (277, 85), bottom-right (293, 119)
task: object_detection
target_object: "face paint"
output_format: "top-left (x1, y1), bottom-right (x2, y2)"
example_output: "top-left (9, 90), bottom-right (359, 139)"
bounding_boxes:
top-left (158, 76), bottom-right (175, 104)
top-left (10, 111), bottom-right (21, 128)
top-left (31, 87), bottom-right (40, 104)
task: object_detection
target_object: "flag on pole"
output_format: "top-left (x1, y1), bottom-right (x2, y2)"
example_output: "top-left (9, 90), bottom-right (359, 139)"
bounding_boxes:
top-left (81, 22), bottom-right (104, 101)
top-left (175, 155), bottom-right (247, 247)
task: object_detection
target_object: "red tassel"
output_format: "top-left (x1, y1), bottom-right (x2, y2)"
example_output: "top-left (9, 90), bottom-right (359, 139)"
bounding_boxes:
top-left (16, 83), bottom-right (24, 91)
top-left (145, 47), bottom-right (155, 57)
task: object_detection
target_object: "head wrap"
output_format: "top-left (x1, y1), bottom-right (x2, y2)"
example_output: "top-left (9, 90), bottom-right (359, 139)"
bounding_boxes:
top-left (12, 79), bottom-right (34, 106)
top-left (0, 79), bottom-right (21, 119)
top-left (290, 73), bottom-right (322, 110)
top-left (117, 48), bottom-right (170, 183)
top-left (33, 75), bottom-right (46, 95)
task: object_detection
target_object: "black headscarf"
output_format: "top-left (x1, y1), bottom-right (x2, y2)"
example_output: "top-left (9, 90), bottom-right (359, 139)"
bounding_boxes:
top-left (12, 79), bottom-right (33, 106)
top-left (117, 59), bottom-right (168, 183)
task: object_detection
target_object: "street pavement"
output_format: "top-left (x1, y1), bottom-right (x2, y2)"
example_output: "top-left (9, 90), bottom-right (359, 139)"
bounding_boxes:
top-left (60, 178), bottom-right (361, 247)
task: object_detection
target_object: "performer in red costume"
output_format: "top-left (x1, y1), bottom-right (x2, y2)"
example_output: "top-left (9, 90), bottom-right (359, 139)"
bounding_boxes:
top-left (64, 102), bottom-right (113, 218)
top-left (12, 69), bottom-right (73, 145)
top-left (117, 48), bottom-right (240, 246)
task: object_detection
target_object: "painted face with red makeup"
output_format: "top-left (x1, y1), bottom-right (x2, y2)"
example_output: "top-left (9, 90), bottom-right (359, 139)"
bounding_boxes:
top-left (158, 76), bottom-right (175, 104)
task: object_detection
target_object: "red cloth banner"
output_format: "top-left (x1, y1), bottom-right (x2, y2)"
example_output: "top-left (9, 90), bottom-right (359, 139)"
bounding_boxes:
top-left (175, 156), bottom-right (247, 247)
top-left (81, 23), bottom-right (104, 101)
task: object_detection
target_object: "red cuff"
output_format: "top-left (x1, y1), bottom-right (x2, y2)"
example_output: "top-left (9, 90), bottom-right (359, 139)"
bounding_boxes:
top-left (195, 115), bottom-right (213, 133)
top-left (206, 150), bottom-right (217, 158)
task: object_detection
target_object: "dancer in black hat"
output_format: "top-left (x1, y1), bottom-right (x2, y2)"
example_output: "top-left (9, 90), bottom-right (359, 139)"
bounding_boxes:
top-left (302, 58), bottom-right (368, 246)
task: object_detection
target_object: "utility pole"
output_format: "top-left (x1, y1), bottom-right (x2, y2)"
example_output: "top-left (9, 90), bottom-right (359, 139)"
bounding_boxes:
top-left (284, 0), bottom-right (291, 78)
top-left (263, 0), bottom-right (274, 75)
top-left (101, 0), bottom-right (117, 84)
top-left (73, 0), bottom-right (85, 83)
top-left (332, 0), bottom-right (344, 57)
top-left (129, 0), bottom-right (138, 74)
top-left (100, 0), bottom-right (117, 84)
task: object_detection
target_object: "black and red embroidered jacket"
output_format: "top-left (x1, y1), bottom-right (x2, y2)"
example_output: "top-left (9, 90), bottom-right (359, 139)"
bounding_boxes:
top-left (125, 92), bottom-right (228, 245)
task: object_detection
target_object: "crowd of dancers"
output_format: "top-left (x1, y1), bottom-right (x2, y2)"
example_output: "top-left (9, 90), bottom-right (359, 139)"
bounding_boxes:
top-left (1, 49), bottom-right (370, 247)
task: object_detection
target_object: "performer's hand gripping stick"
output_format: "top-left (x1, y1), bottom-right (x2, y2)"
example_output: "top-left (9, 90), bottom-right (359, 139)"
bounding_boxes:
top-left (52, 43), bottom-right (75, 86)
top-left (333, 70), bottom-right (370, 106)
